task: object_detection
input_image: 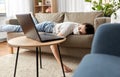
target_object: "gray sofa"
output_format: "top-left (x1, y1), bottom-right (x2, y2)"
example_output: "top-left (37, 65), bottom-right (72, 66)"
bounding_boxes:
top-left (6, 12), bottom-right (111, 58)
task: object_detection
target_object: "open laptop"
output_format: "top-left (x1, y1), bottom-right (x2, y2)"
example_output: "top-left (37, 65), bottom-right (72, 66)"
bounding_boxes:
top-left (16, 14), bottom-right (64, 42)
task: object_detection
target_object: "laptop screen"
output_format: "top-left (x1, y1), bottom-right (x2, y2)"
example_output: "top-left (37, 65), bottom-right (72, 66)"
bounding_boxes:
top-left (16, 14), bottom-right (41, 42)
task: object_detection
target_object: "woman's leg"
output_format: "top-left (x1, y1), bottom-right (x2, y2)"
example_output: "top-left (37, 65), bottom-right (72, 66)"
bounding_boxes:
top-left (50, 44), bottom-right (72, 73)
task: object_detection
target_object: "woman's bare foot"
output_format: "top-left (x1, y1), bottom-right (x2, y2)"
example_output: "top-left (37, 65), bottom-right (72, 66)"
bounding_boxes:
top-left (63, 64), bottom-right (72, 73)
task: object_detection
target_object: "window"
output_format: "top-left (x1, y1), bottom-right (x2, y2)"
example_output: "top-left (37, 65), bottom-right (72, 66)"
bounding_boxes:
top-left (0, 0), bottom-right (6, 14)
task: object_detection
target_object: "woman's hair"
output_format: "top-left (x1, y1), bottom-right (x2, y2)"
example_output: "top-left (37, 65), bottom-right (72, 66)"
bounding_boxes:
top-left (82, 23), bottom-right (94, 34)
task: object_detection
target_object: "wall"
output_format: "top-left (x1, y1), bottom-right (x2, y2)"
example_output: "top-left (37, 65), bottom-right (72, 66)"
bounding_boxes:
top-left (57, 0), bottom-right (92, 12)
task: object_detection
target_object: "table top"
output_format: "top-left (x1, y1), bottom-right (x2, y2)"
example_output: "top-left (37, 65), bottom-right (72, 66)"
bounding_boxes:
top-left (7, 36), bottom-right (66, 47)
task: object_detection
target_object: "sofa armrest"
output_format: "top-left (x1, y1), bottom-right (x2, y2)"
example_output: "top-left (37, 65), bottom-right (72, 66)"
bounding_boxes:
top-left (6, 19), bottom-right (20, 25)
top-left (94, 17), bottom-right (111, 31)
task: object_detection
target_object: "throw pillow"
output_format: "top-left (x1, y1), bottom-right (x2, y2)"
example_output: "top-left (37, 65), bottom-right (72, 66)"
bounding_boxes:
top-left (35, 13), bottom-right (64, 23)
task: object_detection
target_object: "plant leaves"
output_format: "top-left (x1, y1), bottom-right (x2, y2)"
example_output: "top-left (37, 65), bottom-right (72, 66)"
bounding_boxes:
top-left (88, 0), bottom-right (120, 17)
top-left (85, 0), bottom-right (91, 2)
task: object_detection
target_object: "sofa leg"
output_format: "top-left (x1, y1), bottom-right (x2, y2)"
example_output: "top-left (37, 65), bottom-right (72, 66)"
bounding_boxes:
top-left (10, 47), bottom-right (14, 54)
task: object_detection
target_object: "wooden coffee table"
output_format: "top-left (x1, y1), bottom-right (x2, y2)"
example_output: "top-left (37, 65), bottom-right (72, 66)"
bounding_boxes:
top-left (8, 36), bottom-right (66, 77)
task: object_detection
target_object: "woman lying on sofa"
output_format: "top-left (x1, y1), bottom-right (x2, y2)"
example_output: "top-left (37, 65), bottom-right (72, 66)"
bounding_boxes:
top-left (0, 21), bottom-right (94, 73)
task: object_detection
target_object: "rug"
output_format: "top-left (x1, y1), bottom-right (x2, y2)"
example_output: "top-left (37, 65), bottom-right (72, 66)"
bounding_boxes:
top-left (0, 51), bottom-right (80, 77)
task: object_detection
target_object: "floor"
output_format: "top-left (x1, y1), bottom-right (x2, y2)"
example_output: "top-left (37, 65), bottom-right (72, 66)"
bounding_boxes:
top-left (0, 15), bottom-right (10, 56)
top-left (0, 42), bottom-right (11, 56)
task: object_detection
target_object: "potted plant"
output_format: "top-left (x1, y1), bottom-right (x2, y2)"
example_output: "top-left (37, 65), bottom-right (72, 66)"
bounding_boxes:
top-left (38, 0), bottom-right (42, 6)
top-left (85, 0), bottom-right (120, 17)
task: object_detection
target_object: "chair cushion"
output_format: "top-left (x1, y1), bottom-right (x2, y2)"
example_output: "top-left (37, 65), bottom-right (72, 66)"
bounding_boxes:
top-left (73, 54), bottom-right (120, 77)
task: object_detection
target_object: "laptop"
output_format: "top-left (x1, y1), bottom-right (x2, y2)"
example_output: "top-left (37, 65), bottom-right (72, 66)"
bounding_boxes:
top-left (16, 13), bottom-right (64, 42)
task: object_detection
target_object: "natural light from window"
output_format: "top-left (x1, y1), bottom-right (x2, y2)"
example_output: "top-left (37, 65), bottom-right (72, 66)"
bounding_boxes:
top-left (0, 0), bottom-right (6, 13)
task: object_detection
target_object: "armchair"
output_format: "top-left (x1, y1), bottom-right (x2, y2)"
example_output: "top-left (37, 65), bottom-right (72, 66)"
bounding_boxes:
top-left (73, 23), bottom-right (120, 77)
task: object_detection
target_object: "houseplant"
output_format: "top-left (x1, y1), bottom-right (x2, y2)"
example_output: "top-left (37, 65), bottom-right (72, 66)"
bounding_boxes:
top-left (38, 0), bottom-right (42, 6)
top-left (85, 0), bottom-right (120, 17)
top-left (38, 0), bottom-right (42, 2)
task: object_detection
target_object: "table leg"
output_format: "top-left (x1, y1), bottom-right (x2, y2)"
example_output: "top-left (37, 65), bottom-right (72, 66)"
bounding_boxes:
top-left (39, 47), bottom-right (42, 68)
top-left (14, 47), bottom-right (20, 77)
top-left (36, 47), bottom-right (39, 77)
top-left (10, 46), bottom-right (14, 54)
top-left (57, 45), bottom-right (66, 77)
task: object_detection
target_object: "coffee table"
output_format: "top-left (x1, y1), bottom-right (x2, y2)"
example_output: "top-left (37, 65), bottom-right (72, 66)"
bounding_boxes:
top-left (7, 36), bottom-right (66, 77)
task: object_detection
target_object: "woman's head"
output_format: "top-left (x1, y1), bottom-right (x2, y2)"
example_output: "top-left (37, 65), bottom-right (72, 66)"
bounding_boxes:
top-left (78, 23), bottom-right (94, 35)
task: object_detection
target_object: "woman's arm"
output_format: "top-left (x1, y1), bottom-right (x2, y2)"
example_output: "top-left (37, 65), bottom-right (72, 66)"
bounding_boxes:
top-left (57, 32), bottom-right (64, 36)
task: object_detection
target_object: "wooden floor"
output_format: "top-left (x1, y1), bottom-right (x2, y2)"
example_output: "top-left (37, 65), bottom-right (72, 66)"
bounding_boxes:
top-left (0, 16), bottom-right (11, 56)
top-left (0, 42), bottom-right (11, 56)
top-left (0, 16), bottom-right (9, 56)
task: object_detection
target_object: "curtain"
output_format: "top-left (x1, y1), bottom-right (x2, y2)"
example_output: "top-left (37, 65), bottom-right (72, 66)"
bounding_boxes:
top-left (5, 0), bottom-right (93, 18)
top-left (57, 0), bottom-right (92, 12)
top-left (5, 0), bottom-right (33, 18)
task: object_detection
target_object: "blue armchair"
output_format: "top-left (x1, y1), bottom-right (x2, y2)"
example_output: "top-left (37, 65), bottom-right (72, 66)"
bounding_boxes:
top-left (73, 23), bottom-right (120, 77)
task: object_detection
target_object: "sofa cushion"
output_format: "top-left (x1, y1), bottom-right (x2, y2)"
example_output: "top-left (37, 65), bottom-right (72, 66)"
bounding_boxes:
top-left (60, 34), bottom-right (93, 48)
top-left (64, 12), bottom-right (103, 25)
top-left (73, 54), bottom-right (120, 77)
top-left (35, 13), bottom-right (64, 23)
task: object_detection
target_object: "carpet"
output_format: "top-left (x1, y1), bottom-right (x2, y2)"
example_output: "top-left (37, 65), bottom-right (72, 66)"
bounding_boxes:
top-left (0, 50), bottom-right (80, 77)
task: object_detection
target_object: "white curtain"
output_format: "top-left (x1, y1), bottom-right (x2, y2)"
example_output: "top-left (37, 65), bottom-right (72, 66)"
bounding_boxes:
top-left (5, 0), bottom-right (33, 18)
top-left (57, 0), bottom-right (92, 12)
